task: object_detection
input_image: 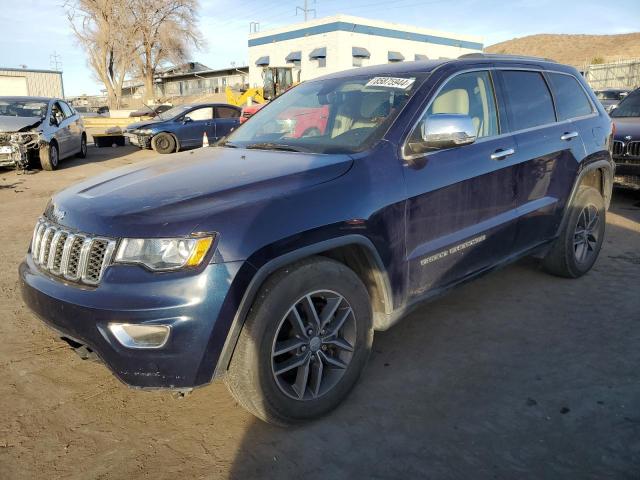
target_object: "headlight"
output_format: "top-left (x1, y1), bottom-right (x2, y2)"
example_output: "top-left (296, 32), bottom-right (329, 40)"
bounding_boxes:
top-left (138, 128), bottom-right (154, 135)
top-left (114, 236), bottom-right (214, 271)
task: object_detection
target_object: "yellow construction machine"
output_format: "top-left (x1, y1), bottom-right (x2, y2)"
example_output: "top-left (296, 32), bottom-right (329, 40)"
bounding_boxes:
top-left (225, 67), bottom-right (296, 107)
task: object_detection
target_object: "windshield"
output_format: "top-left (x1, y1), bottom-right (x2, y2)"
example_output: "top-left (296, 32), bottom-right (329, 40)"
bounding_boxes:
top-left (223, 73), bottom-right (428, 154)
top-left (610, 90), bottom-right (640, 118)
top-left (157, 105), bottom-right (190, 120)
top-left (0, 99), bottom-right (48, 118)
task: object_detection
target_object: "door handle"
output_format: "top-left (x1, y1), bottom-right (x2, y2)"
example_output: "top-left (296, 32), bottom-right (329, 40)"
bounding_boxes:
top-left (560, 131), bottom-right (579, 141)
top-left (490, 148), bottom-right (515, 160)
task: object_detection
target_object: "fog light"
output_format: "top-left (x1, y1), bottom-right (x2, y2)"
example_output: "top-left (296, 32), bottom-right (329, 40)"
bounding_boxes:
top-left (109, 323), bottom-right (171, 349)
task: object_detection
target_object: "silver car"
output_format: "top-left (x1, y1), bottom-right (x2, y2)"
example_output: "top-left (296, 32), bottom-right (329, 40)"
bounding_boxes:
top-left (0, 96), bottom-right (87, 171)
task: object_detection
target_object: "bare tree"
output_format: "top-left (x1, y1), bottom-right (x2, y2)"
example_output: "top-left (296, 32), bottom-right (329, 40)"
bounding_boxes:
top-left (66, 0), bottom-right (134, 108)
top-left (130, 0), bottom-right (203, 102)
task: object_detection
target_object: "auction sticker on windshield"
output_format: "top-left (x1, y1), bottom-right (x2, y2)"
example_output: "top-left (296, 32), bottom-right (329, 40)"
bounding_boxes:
top-left (365, 77), bottom-right (415, 89)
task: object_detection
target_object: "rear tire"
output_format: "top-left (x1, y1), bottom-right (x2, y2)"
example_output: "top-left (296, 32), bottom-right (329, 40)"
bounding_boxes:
top-left (76, 134), bottom-right (87, 158)
top-left (225, 256), bottom-right (373, 425)
top-left (151, 133), bottom-right (176, 154)
top-left (39, 142), bottom-right (59, 171)
top-left (542, 186), bottom-right (605, 278)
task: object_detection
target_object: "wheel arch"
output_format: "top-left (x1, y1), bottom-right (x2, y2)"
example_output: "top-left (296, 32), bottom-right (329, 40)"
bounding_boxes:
top-left (212, 235), bottom-right (393, 379)
top-left (558, 158), bottom-right (613, 236)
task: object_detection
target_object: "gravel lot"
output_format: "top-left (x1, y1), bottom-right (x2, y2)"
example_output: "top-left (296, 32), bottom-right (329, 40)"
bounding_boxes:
top-left (0, 146), bottom-right (639, 479)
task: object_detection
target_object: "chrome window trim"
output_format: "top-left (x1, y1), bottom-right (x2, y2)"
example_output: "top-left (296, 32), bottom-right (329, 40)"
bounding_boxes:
top-left (401, 66), bottom-right (600, 161)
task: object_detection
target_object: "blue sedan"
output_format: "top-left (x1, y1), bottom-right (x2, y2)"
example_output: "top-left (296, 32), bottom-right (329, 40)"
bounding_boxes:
top-left (124, 103), bottom-right (241, 154)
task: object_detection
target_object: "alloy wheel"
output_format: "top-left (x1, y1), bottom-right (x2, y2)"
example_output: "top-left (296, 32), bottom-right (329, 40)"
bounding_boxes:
top-left (573, 204), bottom-right (600, 264)
top-left (271, 290), bottom-right (356, 401)
top-left (50, 145), bottom-right (58, 167)
top-left (156, 136), bottom-right (170, 150)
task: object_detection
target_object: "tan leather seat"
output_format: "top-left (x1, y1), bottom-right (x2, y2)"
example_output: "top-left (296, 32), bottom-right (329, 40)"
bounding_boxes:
top-left (430, 88), bottom-right (481, 134)
top-left (351, 93), bottom-right (390, 130)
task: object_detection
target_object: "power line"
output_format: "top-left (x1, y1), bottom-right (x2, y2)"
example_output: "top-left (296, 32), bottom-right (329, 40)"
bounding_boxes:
top-left (50, 51), bottom-right (62, 71)
top-left (296, 0), bottom-right (316, 21)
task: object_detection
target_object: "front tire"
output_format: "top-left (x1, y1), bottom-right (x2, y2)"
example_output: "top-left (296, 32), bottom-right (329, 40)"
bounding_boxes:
top-left (225, 257), bottom-right (373, 425)
top-left (151, 133), bottom-right (176, 154)
top-left (542, 186), bottom-right (605, 278)
top-left (39, 142), bottom-right (59, 171)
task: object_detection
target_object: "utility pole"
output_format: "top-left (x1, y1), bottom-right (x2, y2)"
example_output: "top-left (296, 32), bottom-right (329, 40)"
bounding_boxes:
top-left (50, 51), bottom-right (62, 71)
top-left (296, 0), bottom-right (316, 21)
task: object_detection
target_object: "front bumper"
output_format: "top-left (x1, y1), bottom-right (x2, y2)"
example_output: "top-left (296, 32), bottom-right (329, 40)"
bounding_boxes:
top-left (612, 156), bottom-right (640, 188)
top-left (125, 133), bottom-right (152, 149)
top-left (20, 253), bottom-right (250, 389)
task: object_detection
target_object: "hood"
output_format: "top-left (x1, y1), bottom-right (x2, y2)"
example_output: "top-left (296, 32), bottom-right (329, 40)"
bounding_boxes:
top-left (0, 116), bottom-right (42, 133)
top-left (49, 146), bottom-right (353, 237)
top-left (125, 118), bottom-right (166, 131)
top-left (612, 116), bottom-right (640, 141)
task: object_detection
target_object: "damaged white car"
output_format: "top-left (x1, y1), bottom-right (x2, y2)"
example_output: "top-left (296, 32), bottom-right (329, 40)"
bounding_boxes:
top-left (0, 96), bottom-right (87, 171)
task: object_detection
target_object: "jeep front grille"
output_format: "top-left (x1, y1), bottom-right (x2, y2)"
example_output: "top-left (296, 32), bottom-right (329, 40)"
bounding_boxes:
top-left (30, 219), bottom-right (117, 285)
top-left (627, 141), bottom-right (640, 158)
top-left (613, 140), bottom-right (640, 161)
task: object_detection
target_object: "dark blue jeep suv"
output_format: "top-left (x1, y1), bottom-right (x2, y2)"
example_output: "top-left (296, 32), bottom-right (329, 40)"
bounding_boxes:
top-left (20, 55), bottom-right (614, 425)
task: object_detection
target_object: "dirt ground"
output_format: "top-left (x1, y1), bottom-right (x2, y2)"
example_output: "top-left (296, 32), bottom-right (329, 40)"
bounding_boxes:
top-left (0, 145), bottom-right (639, 479)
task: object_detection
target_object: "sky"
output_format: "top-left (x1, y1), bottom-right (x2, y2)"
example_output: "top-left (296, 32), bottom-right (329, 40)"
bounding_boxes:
top-left (0, 0), bottom-right (638, 97)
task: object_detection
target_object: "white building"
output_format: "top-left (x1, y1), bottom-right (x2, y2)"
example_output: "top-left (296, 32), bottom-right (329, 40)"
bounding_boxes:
top-left (248, 14), bottom-right (483, 88)
top-left (0, 68), bottom-right (64, 97)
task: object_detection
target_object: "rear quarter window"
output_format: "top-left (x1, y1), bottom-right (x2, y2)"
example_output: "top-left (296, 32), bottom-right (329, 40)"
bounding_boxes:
top-left (547, 73), bottom-right (593, 120)
top-left (501, 71), bottom-right (556, 131)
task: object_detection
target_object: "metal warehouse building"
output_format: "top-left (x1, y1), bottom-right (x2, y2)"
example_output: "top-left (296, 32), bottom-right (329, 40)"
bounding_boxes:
top-left (248, 14), bottom-right (483, 87)
top-left (0, 68), bottom-right (64, 97)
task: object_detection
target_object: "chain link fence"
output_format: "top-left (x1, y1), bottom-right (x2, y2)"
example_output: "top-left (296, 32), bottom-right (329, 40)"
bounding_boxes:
top-left (583, 59), bottom-right (640, 90)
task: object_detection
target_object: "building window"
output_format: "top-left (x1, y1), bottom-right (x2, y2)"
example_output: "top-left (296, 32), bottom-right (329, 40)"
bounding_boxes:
top-left (352, 47), bottom-right (370, 68)
top-left (309, 47), bottom-right (327, 68)
top-left (388, 51), bottom-right (405, 63)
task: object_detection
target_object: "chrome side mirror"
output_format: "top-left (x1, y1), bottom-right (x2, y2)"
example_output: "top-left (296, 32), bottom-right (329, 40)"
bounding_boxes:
top-left (420, 114), bottom-right (477, 150)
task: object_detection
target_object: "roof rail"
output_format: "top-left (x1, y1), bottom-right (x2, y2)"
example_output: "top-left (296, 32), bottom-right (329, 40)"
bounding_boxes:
top-left (458, 53), bottom-right (557, 63)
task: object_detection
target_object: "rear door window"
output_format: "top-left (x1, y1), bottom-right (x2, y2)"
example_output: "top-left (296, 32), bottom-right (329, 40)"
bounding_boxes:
top-left (547, 73), bottom-right (593, 120)
top-left (501, 71), bottom-right (556, 131)
top-left (216, 107), bottom-right (240, 118)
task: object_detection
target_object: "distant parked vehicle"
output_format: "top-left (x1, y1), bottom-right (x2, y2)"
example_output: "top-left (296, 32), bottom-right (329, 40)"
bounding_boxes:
top-left (595, 89), bottom-right (630, 112)
top-left (240, 103), bottom-right (264, 123)
top-left (73, 106), bottom-right (100, 118)
top-left (96, 106), bottom-right (109, 115)
top-left (0, 96), bottom-right (87, 171)
top-left (610, 87), bottom-right (640, 189)
top-left (124, 103), bottom-right (241, 153)
top-left (129, 104), bottom-right (173, 118)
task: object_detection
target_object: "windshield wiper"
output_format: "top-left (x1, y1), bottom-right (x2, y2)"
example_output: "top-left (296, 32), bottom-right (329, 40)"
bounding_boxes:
top-left (244, 142), bottom-right (306, 152)
top-left (218, 140), bottom-right (239, 148)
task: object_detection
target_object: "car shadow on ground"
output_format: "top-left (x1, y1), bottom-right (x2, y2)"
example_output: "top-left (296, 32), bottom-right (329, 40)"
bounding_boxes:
top-left (55, 145), bottom-right (149, 171)
top-left (223, 195), bottom-right (640, 479)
